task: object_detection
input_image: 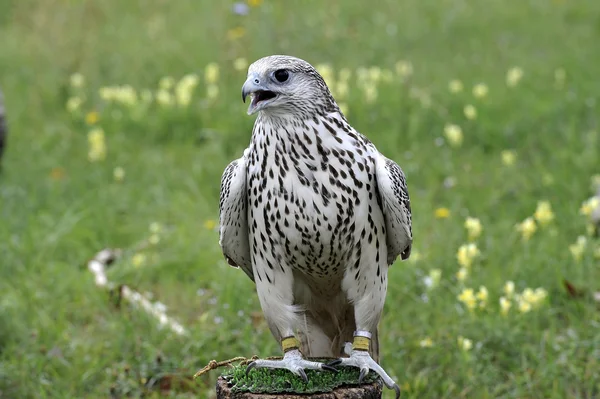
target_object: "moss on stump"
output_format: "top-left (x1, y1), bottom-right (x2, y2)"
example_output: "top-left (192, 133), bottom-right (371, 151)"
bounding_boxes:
top-left (215, 361), bottom-right (382, 398)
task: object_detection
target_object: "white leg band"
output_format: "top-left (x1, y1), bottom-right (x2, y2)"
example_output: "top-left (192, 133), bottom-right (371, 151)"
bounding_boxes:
top-left (353, 330), bottom-right (372, 339)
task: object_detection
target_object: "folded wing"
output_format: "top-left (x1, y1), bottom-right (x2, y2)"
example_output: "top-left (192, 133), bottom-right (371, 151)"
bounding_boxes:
top-left (219, 154), bottom-right (253, 280)
top-left (375, 154), bottom-right (413, 264)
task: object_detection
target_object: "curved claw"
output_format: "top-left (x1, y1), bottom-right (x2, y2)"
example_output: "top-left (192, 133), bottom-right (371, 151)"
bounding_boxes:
top-left (321, 363), bottom-right (339, 373)
top-left (393, 383), bottom-right (401, 398)
top-left (297, 368), bottom-right (308, 383)
top-left (358, 367), bottom-right (369, 384)
top-left (326, 359), bottom-right (342, 367)
top-left (245, 361), bottom-right (257, 376)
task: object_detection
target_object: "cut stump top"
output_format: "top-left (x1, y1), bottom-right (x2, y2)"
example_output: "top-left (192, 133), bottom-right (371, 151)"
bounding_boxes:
top-left (216, 376), bottom-right (382, 399)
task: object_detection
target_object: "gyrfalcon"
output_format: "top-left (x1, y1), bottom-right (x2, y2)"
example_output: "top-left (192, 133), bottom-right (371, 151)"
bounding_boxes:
top-left (219, 55), bottom-right (412, 398)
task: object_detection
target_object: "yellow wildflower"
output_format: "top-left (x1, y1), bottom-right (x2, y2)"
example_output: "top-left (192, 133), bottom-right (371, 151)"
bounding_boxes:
top-left (464, 217), bottom-right (482, 241)
top-left (463, 104), bottom-right (477, 120)
top-left (569, 235), bottom-right (587, 262)
top-left (87, 127), bottom-right (106, 162)
top-left (443, 124), bottom-right (463, 147)
top-left (456, 267), bottom-right (468, 282)
top-left (517, 297), bottom-right (532, 313)
top-left (175, 74), bottom-right (199, 107)
top-left (156, 89), bottom-right (173, 107)
top-left (504, 281), bottom-right (515, 298)
top-left (205, 63), bottom-right (220, 84)
top-left (159, 76), bottom-right (175, 90)
top-left (419, 337), bottom-right (434, 348)
top-left (227, 26), bottom-right (246, 41)
top-left (85, 111), bottom-right (99, 125)
top-left (499, 296), bottom-right (511, 315)
top-left (233, 58), bottom-right (248, 72)
top-left (532, 288), bottom-right (548, 305)
top-left (149, 234), bottom-right (160, 245)
top-left (434, 207), bottom-right (450, 219)
top-left (458, 288), bottom-right (477, 311)
top-left (476, 286), bottom-right (488, 308)
top-left (70, 73), bottom-right (85, 88)
top-left (204, 219), bottom-right (217, 230)
top-left (248, 0), bottom-right (262, 6)
top-left (501, 150), bottom-right (517, 166)
top-left (113, 167), bottom-right (125, 182)
top-left (448, 79), bottom-right (463, 93)
top-left (457, 243), bottom-right (480, 268)
top-left (472, 83), bottom-right (488, 98)
top-left (132, 253), bottom-right (146, 268)
top-left (395, 60), bottom-right (413, 78)
top-left (534, 200), bottom-right (554, 226)
top-left (516, 217), bottom-right (537, 241)
top-left (506, 67), bottom-right (524, 87)
top-left (580, 197), bottom-right (600, 216)
top-left (457, 336), bottom-right (473, 351)
top-left (368, 66), bottom-right (382, 83)
top-left (66, 97), bottom-right (83, 113)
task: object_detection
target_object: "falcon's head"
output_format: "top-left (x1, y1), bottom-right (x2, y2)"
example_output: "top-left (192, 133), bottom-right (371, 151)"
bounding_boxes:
top-left (242, 55), bottom-right (336, 117)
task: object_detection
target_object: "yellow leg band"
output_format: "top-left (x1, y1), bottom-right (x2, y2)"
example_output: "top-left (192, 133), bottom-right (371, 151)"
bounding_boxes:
top-left (352, 336), bottom-right (370, 351)
top-left (281, 336), bottom-right (300, 353)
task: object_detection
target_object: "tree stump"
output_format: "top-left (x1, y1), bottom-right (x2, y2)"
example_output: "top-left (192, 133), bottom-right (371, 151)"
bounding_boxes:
top-left (216, 376), bottom-right (382, 398)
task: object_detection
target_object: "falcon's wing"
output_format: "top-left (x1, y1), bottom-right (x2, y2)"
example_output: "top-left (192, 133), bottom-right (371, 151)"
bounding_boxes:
top-left (219, 153), bottom-right (253, 281)
top-left (374, 154), bottom-right (413, 264)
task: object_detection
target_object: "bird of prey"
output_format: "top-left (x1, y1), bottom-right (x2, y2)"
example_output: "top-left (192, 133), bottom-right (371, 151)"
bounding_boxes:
top-left (219, 55), bottom-right (412, 398)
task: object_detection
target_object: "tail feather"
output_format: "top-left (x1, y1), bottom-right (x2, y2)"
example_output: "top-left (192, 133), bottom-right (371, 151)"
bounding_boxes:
top-left (371, 327), bottom-right (380, 362)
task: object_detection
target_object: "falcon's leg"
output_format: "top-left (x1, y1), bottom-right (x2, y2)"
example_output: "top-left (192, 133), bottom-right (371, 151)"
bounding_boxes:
top-left (329, 332), bottom-right (400, 398)
top-left (329, 258), bottom-right (401, 398)
top-left (246, 265), bottom-right (336, 380)
top-left (246, 336), bottom-right (336, 381)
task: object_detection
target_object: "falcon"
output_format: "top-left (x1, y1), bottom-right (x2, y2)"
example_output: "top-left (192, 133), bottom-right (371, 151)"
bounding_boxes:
top-left (219, 55), bottom-right (412, 398)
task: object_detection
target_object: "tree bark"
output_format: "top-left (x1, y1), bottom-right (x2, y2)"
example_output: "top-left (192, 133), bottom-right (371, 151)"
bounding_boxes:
top-left (216, 376), bottom-right (382, 399)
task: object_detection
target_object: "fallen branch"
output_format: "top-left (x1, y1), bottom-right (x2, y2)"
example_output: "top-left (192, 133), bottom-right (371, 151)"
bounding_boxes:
top-left (87, 248), bottom-right (187, 336)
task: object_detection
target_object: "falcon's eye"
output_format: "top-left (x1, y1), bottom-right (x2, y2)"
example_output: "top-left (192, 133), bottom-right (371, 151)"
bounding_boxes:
top-left (274, 69), bottom-right (289, 83)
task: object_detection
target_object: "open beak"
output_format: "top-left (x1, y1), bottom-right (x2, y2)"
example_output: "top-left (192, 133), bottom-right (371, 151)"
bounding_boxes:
top-left (241, 76), bottom-right (278, 115)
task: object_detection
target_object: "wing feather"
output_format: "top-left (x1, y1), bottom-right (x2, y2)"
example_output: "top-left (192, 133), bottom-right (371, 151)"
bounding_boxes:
top-left (218, 153), bottom-right (253, 280)
top-left (375, 154), bottom-right (413, 264)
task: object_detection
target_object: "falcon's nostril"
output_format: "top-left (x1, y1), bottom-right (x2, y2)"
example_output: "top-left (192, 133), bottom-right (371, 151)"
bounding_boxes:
top-left (254, 79), bottom-right (260, 84)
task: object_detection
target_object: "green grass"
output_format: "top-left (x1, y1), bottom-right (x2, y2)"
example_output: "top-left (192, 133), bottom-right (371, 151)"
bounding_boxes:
top-left (1, 0), bottom-right (600, 398)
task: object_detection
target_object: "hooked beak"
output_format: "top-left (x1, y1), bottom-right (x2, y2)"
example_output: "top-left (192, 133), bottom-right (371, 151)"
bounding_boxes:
top-left (241, 76), bottom-right (278, 115)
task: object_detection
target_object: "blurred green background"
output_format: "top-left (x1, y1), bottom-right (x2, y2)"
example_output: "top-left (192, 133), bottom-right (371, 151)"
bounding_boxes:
top-left (1, 0), bottom-right (599, 398)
